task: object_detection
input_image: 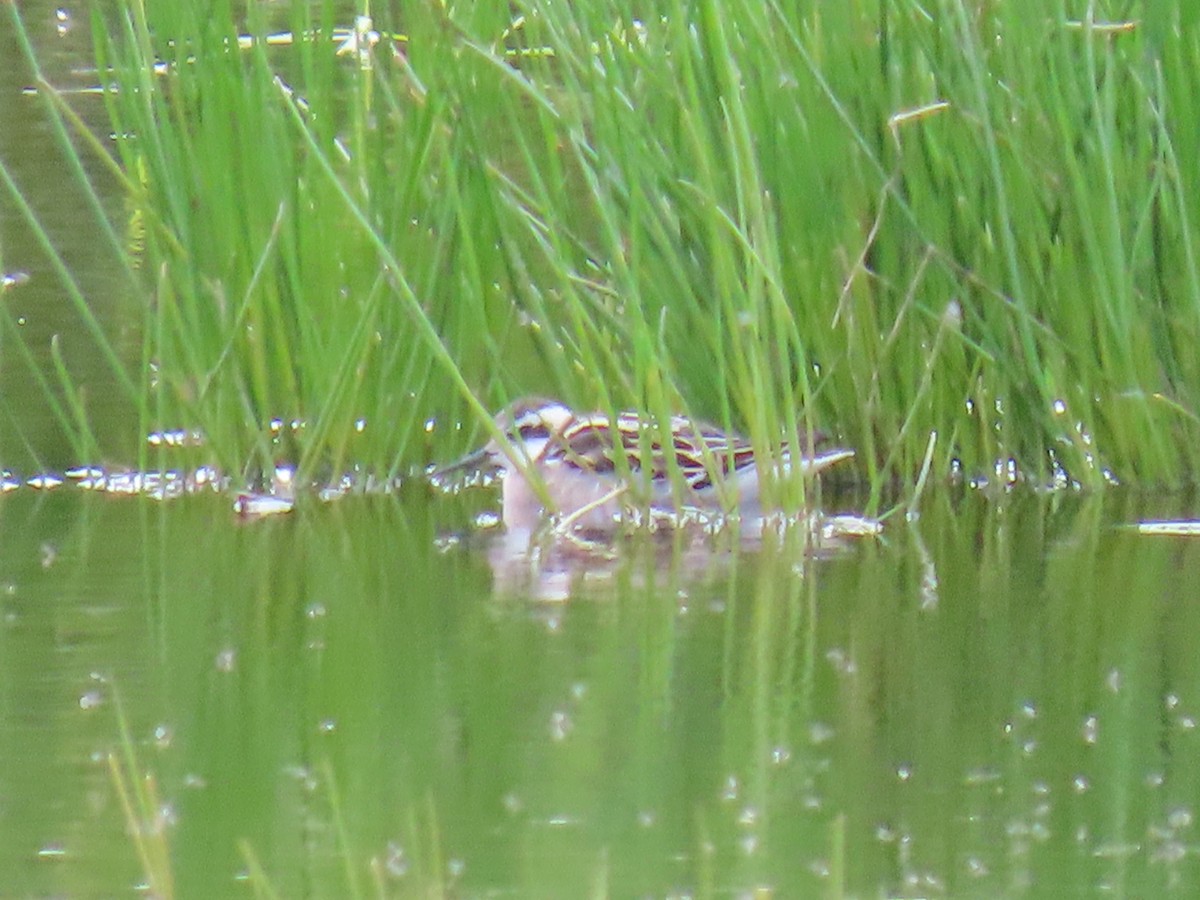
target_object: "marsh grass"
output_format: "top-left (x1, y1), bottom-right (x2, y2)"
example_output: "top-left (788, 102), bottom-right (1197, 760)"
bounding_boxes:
top-left (8, 1), bottom-right (1200, 500)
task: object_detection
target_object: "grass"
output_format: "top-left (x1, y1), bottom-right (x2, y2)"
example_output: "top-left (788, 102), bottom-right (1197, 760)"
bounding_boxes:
top-left (6, 1), bottom-right (1200, 503)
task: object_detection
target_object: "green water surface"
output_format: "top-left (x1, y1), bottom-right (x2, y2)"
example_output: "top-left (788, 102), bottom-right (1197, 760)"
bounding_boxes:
top-left (0, 488), bottom-right (1197, 896)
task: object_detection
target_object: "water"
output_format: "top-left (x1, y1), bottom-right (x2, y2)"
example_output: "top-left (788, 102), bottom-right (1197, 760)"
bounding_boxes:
top-left (0, 487), bottom-right (1197, 896)
top-left (4, 5), bottom-right (1200, 897)
top-left (1, 3), bottom-right (143, 466)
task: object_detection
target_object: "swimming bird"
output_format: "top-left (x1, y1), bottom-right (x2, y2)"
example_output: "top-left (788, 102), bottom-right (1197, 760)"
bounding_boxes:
top-left (437, 396), bottom-right (854, 532)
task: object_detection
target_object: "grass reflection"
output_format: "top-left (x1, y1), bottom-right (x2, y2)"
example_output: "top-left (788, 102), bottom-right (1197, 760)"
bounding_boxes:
top-left (0, 490), bottom-right (1197, 894)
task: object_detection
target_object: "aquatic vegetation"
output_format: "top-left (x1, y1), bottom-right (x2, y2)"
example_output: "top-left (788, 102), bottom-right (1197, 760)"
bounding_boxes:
top-left (4, 2), bottom-right (1200, 506)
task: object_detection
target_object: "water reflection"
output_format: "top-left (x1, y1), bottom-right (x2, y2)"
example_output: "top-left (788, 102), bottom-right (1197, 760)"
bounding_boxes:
top-left (462, 509), bottom-right (877, 603)
top-left (1, 489), bottom-right (1198, 894)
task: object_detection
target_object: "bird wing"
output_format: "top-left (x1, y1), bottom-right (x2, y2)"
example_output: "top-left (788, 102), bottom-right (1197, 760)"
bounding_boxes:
top-left (549, 413), bottom-right (759, 491)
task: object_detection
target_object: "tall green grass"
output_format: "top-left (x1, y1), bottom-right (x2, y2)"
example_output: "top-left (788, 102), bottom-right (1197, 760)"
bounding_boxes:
top-left (10, 1), bottom-right (1200, 496)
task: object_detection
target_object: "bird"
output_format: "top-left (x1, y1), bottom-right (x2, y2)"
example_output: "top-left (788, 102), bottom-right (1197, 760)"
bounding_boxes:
top-left (435, 396), bottom-right (854, 533)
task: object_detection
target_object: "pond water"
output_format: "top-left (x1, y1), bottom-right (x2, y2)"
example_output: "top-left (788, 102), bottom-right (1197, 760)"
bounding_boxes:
top-left (3, 5), bottom-right (1200, 897)
top-left (2, 487), bottom-right (1199, 896)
